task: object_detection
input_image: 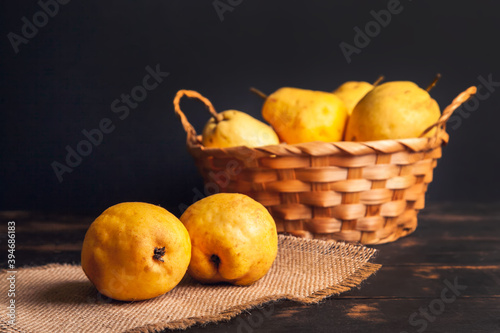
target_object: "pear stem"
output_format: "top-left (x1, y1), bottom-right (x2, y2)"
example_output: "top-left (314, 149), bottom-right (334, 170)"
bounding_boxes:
top-left (372, 75), bottom-right (385, 87)
top-left (213, 113), bottom-right (224, 123)
top-left (250, 87), bottom-right (268, 100)
top-left (426, 73), bottom-right (442, 92)
top-left (208, 107), bottom-right (223, 123)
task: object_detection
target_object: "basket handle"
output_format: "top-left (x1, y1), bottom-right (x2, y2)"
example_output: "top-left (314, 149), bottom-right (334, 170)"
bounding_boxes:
top-left (173, 90), bottom-right (222, 145)
top-left (419, 86), bottom-right (477, 138)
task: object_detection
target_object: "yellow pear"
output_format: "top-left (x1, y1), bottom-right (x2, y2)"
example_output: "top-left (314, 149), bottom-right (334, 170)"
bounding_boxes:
top-left (81, 202), bottom-right (191, 301)
top-left (262, 87), bottom-right (348, 144)
top-left (180, 193), bottom-right (278, 286)
top-left (333, 81), bottom-right (374, 116)
top-left (202, 110), bottom-right (280, 148)
top-left (344, 81), bottom-right (441, 141)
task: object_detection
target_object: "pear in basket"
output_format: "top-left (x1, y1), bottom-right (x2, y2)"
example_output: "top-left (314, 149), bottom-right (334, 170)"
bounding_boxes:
top-left (258, 87), bottom-right (348, 144)
top-left (174, 90), bottom-right (279, 148)
top-left (344, 79), bottom-right (441, 141)
top-left (202, 109), bottom-right (279, 148)
top-left (332, 76), bottom-right (384, 115)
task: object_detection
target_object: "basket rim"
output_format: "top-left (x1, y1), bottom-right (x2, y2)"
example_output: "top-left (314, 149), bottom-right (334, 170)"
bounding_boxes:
top-left (186, 131), bottom-right (449, 159)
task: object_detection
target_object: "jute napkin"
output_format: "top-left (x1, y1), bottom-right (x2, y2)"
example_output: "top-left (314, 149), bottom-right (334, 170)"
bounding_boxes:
top-left (0, 235), bottom-right (380, 333)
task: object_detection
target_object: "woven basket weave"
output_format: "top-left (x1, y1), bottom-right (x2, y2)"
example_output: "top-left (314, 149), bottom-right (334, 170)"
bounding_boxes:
top-left (174, 86), bottom-right (476, 244)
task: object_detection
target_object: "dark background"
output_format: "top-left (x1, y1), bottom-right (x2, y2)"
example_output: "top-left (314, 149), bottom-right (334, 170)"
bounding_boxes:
top-left (1, 0), bottom-right (499, 216)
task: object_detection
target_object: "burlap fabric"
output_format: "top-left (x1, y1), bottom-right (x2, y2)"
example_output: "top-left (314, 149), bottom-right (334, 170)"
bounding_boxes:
top-left (0, 235), bottom-right (380, 333)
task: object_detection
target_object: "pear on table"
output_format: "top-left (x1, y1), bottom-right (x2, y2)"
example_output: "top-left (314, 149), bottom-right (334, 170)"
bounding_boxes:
top-left (180, 193), bottom-right (278, 286)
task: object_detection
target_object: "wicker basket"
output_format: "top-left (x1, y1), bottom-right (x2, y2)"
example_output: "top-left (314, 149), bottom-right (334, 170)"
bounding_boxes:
top-left (174, 87), bottom-right (476, 244)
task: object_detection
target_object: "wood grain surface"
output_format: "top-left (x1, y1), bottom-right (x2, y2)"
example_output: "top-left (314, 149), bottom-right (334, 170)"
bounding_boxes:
top-left (1, 202), bottom-right (499, 333)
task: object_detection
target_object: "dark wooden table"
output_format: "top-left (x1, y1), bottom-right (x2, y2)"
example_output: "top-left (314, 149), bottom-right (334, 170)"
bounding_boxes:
top-left (1, 202), bottom-right (499, 332)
